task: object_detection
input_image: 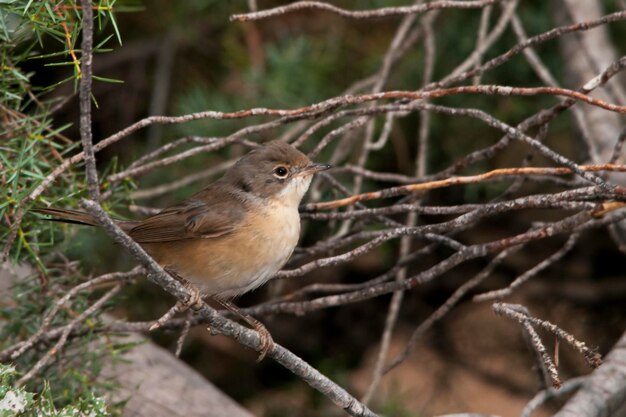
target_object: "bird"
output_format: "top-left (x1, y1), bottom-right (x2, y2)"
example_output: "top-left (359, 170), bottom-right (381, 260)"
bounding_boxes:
top-left (35, 140), bottom-right (331, 360)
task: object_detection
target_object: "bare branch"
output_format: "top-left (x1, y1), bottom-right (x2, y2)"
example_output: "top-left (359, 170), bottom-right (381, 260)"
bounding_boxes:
top-left (78, 0), bottom-right (98, 201)
top-left (230, 0), bottom-right (499, 22)
top-left (306, 164), bottom-right (626, 210)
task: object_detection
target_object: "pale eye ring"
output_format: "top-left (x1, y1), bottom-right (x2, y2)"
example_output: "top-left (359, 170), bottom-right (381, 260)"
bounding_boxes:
top-left (273, 166), bottom-right (289, 178)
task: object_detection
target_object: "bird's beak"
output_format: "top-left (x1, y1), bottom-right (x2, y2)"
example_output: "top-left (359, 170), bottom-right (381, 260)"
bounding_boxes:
top-left (296, 163), bottom-right (332, 177)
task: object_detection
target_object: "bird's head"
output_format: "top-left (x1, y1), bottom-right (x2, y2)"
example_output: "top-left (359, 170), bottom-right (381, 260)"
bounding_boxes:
top-left (224, 140), bottom-right (331, 206)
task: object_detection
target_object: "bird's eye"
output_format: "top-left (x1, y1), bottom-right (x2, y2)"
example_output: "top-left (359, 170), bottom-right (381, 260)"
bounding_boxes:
top-left (273, 166), bottom-right (289, 179)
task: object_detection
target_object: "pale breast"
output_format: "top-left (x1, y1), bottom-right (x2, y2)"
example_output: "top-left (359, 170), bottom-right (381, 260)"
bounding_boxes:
top-left (257, 199), bottom-right (301, 263)
top-left (230, 199), bottom-right (301, 294)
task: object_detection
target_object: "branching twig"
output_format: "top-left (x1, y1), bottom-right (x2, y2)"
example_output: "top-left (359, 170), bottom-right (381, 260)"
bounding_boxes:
top-left (492, 303), bottom-right (602, 390)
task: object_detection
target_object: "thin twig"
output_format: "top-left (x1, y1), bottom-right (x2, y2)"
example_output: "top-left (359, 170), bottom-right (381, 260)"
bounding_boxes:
top-left (175, 311), bottom-right (193, 358)
top-left (472, 4), bottom-right (493, 84)
top-left (521, 319), bottom-right (561, 388)
top-left (230, 0), bottom-right (498, 22)
top-left (474, 233), bottom-right (580, 301)
top-left (447, 0), bottom-right (519, 80)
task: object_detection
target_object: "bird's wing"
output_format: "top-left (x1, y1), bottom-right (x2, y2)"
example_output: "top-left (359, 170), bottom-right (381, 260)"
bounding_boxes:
top-left (128, 186), bottom-right (246, 243)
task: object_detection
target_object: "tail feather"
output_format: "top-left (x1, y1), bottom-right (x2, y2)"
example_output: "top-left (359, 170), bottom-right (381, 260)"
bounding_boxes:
top-left (33, 207), bottom-right (99, 226)
top-left (34, 207), bottom-right (140, 232)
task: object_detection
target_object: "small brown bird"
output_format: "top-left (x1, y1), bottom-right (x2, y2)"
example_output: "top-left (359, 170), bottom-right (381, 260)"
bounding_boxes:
top-left (36, 140), bottom-right (331, 359)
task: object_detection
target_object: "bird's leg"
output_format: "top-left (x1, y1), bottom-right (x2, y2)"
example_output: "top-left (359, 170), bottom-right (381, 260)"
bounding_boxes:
top-left (149, 270), bottom-right (203, 331)
top-left (215, 299), bottom-right (274, 362)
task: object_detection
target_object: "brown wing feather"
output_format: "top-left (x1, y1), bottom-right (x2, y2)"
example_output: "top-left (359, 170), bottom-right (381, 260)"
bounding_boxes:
top-left (128, 184), bottom-right (246, 243)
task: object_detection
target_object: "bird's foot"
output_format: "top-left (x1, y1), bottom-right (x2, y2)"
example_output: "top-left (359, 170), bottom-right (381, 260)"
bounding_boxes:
top-left (185, 284), bottom-right (204, 311)
top-left (251, 320), bottom-right (274, 362)
top-left (214, 299), bottom-right (275, 361)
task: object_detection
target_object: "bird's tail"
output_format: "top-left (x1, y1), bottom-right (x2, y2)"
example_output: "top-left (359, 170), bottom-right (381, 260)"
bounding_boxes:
top-left (33, 207), bottom-right (138, 232)
top-left (33, 207), bottom-right (100, 226)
